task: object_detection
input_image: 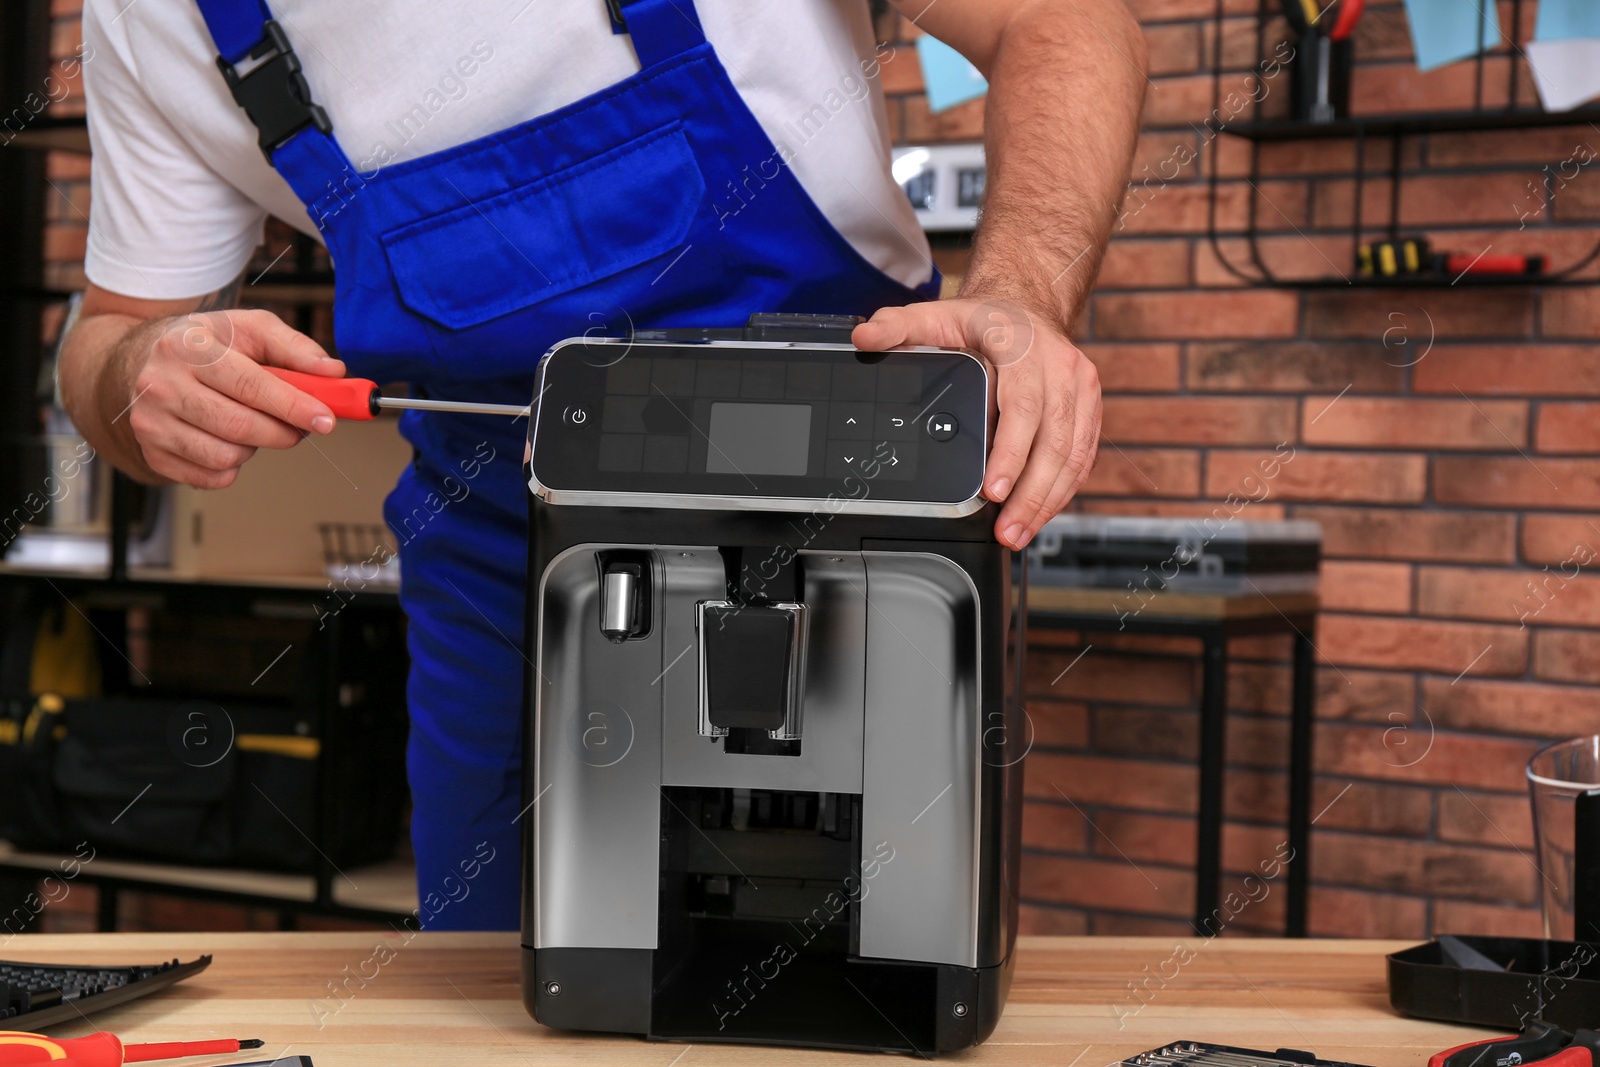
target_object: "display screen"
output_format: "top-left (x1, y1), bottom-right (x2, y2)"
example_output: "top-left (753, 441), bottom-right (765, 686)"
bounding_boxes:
top-left (707, 402), bottom-right (812, 476)
top-left (532, 342), bottom-right (990, 506)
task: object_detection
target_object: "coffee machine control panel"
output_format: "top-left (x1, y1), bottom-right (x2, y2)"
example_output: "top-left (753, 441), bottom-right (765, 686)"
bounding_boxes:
top-left (529, 339), bottom-right (989, 514)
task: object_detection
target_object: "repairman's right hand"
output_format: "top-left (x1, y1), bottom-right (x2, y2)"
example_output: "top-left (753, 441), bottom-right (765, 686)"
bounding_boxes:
top-left (122, 308), bottom-right (345, 488)
top-left (60, 282), bottom-right (349, 493)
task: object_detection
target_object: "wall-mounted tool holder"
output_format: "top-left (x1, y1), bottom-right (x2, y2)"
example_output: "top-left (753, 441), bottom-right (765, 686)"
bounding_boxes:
top-left (1204, 0), bottom-right (1600, 288)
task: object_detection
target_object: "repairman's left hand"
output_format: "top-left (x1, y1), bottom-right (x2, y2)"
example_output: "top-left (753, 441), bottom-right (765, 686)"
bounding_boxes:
top-left (853, 298), bottom-right (1101, 552)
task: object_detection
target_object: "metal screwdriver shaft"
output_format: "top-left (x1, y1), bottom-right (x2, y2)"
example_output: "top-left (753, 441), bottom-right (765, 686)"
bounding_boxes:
top-left (369, 394), bottom-right (530, 417)
top-left (264, 367), bottom-right (529, 420)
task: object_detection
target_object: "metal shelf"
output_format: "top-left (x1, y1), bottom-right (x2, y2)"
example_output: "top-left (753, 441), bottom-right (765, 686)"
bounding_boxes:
top-left (7, 115), bottom-right (88, 154)
top-left (1212, 106), bottom-right (1600, 143)
top-left (1263, 275), bottom-right (1591, 289)
top-left (1204, 0), bottom-right (1600, 289)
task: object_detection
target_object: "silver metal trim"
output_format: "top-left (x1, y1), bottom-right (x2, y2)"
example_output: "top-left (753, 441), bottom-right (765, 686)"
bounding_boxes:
top-left (858, 550), bottom-right (984, 968)
top-left (771, 600), bottom-right (809, 741)
top-left (695, 599), bottom-right (810, 741)
top-left (694, 601), bottom-right (727, 740)
top-left (600, 567), bottom-right (638, 642)
top-left (531, 543), bottom-right (665, 950)
top-left (526, 336), bottom-right (991, 518)
top-left (530, 486), bottom-right (987, 518)
top-left (538, 336), bottom-right (970, 357)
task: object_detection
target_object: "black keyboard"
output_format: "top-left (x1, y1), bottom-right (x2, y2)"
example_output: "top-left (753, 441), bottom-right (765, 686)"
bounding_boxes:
top-left (0, 955), bottom-right (211, 1030)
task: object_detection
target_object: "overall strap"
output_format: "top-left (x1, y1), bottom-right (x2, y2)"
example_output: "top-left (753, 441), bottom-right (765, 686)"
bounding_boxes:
top-left (613, 0), bottom-right (707, 69)
top-left (193, 0), bottom-right (359, 227)
top-left (196, 0), bottom-right (330, 164)
top-left (195, 0), bottom-right (273, 64)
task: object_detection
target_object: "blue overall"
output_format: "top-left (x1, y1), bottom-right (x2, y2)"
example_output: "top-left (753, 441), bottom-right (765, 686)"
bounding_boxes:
top-left (194, 0), bottom-right (938, 928)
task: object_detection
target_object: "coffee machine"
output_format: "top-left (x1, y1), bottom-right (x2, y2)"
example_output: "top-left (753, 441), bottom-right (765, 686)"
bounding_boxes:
top-left (520, 318), bottom-right (1026, 1054)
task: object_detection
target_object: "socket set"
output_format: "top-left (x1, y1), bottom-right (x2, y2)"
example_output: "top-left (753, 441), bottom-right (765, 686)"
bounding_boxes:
top-left (1125, 1042), bottom-right (1377, 1067)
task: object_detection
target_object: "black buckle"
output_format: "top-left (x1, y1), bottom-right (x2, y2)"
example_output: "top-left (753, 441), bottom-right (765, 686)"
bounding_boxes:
top-left (604, 0), bottom-right (646, 34)
top-left (216, 20), bottom-right (331, 161)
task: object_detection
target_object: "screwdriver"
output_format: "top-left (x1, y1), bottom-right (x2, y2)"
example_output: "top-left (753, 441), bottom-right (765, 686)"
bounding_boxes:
top-left (0, 1031), bottom-right (264, 1064)
top-left (264, 367), bottom-right (529, 420)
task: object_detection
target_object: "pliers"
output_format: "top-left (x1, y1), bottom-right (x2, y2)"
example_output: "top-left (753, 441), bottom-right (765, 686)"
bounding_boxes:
top-left (1431, 1020), bottom-right (1600, 1067)
top-left (1280, 0), bottom-right (1365, 42)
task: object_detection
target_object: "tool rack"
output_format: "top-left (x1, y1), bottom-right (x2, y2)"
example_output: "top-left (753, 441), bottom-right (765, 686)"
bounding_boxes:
top-left (1204, 0), bottom-right (1600, 288)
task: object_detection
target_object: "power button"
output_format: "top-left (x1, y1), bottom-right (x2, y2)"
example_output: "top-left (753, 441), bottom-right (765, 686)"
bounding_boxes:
top-left (564, 406), bottom-right (589, 426)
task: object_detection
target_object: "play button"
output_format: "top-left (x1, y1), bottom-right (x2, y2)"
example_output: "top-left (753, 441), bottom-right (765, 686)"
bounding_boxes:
top-left (925, 412), bottom-right (958, 442)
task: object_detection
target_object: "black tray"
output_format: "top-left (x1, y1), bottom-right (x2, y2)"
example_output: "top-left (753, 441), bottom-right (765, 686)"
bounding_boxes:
top-left (1388, 935), bottom-right (1600, 1031)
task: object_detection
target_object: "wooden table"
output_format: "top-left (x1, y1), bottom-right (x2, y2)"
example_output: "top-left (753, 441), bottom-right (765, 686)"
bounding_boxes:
top-left (6, 933), bottom-right (1490, 1065)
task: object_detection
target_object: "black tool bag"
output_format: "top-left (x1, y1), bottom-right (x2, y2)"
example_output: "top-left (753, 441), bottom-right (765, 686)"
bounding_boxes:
top-left (0, 581), bottom-right (409, 873)
top-left (0, 692), bottom-right (397, 872)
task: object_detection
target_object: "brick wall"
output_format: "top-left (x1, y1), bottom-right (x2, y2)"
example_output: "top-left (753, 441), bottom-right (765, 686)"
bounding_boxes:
top-left (30, 1), bottom-right (1596, 938)
top-left (878, 0), bottom-right (1598, 938)
top-left (38, 0), bottom-right (87, 314)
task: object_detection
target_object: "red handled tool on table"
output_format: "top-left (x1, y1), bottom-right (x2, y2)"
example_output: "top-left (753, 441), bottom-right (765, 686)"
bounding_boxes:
top-left (264, 367), bottom-right (529, 420)
top-left (0, 1031), bottom-right (263, 1065)
top-left (1432, 1020), bottom-right (1600, 1067)
top-left (1122, 1026), bottom-right (1598, 1067)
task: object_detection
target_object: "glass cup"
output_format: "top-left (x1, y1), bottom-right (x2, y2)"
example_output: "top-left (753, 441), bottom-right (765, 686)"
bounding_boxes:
top-left (1528, 735), bottom-right (1600, 941)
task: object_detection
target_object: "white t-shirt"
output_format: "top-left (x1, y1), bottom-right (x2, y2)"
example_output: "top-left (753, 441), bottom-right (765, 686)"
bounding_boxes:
top-left (82, 0), bottom-right (934, 301)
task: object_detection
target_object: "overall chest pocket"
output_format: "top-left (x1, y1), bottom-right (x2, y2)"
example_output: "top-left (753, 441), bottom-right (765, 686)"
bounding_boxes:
top-left (380, 124), bottom-right (707, 333)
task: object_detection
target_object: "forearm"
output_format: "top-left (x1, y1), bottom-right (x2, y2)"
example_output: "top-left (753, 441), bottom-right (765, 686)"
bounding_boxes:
top-left (958, 0), bottom-right (1148, 328)
top-left (863, 0), bottom-right (1143, 544)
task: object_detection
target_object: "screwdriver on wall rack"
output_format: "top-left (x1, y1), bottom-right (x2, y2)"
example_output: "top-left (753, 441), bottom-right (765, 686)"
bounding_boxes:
top-left (264, 367), bottom-right (530, 420)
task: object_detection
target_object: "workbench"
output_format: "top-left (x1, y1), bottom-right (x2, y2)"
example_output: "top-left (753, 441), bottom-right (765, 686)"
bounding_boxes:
top-left (9, 933), bottom-right (1484, 1065)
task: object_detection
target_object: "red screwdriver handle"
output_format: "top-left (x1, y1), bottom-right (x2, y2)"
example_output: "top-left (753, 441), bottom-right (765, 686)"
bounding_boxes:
top-left (263, 366), bottom-right (379, 421)
top-left (1431, 1021), bottom-right (1577, 1067)
top-left (0, 1031), bottom-right (263, 1066)
top-left (0, 1030), bottom-right (120, 1065)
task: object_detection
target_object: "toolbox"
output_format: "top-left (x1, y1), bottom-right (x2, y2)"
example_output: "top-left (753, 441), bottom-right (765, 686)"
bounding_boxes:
top-left (1024, 515), bottom-right (1321, 595)
top-left (1389, 935), bottom-right (1600, 1032)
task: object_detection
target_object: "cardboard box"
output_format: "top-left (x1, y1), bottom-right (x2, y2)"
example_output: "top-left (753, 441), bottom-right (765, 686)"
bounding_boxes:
top-left (164, 418), bottom-right (412, 582)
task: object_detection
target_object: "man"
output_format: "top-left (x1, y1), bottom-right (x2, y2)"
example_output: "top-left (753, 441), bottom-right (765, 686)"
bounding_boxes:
top-left (61, 0), bottom-right (1146, 928)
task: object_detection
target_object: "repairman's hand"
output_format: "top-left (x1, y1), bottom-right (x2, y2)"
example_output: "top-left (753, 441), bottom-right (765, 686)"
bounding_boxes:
top-left (77, 305), bottom-right (343, 490)
top-left (122, 309), bottom-right (345, 488)
top-left (62, 282), bottom-right (350, 490)
top-left (853, 298), bottom-right (1101, 551)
